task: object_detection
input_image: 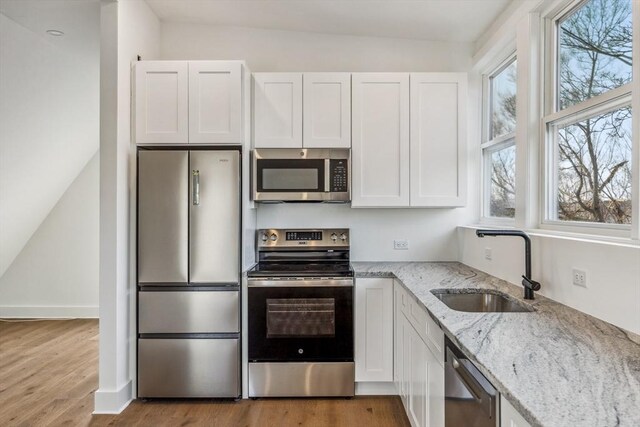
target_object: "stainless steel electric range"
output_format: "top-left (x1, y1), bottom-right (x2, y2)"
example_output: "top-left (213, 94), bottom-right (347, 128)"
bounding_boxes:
top-left (246, 228), bottom-right (354, 397)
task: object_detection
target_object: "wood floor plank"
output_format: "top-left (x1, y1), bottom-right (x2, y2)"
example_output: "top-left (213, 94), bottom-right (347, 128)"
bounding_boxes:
top-left (0, 319), bottom-right (410, 427)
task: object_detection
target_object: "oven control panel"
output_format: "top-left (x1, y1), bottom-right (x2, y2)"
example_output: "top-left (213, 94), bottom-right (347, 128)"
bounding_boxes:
top-left (258, 229), bottom-right (349, 248)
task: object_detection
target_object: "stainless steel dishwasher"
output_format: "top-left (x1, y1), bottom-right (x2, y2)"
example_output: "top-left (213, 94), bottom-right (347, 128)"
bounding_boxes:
top-left (445, 337), bottom-right (498, 427)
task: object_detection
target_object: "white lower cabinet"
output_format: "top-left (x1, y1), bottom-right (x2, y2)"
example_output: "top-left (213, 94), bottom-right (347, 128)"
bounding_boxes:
top-left (394, 281), bottom-right (444, 427)
top-left (501, 396), bottom-right (532, 427)
top-left (355, 278), bottom-right (394, 382)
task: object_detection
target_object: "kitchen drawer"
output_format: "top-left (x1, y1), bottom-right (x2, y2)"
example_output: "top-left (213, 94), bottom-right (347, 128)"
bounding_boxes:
top-left (407, 294), bottom-right (444, 366)
top-left (139, 290), bottom-right (239, 334)
top-left (138, 338), bottom-right (239, 398)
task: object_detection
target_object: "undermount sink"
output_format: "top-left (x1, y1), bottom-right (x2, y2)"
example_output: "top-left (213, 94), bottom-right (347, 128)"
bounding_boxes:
top-left (431, 289), bottom-right (534, 313)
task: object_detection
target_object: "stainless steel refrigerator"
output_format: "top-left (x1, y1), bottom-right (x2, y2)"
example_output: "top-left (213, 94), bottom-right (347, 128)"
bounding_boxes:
top-left (136, 147), bottom-right (241, 398)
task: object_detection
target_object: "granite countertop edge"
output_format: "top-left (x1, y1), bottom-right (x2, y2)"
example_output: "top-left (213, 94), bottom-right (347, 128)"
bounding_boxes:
top-left (353, 261), bottom-right (640, 427)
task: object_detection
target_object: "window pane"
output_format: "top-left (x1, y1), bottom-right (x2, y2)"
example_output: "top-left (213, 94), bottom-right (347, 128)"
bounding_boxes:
top-left (489, 144), bottom-right (516, 218)
top-left (556, 106), bottom-right (632, 224)
top-left (558, 0), bottom-right (632, 110)
top-left (490, 60), bottom-right (517, 139)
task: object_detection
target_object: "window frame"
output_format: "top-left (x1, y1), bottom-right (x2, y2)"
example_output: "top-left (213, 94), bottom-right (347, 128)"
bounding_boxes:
top-left (540, 0), bottom-right (635, 236)
top-left (481, 53), bottom-right (518, 223)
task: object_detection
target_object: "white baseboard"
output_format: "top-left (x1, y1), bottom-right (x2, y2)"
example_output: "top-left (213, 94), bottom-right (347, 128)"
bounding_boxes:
top-left (94, 381), bottom-right (132, 414)
top-left (356, 381), bottom-right (398, 396)
top-left (0, 305), bottom-right (99, 318)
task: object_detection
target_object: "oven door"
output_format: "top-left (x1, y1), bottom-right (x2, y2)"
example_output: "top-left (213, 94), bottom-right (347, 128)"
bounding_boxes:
top-left (248, 279), bottom-right (353, 362)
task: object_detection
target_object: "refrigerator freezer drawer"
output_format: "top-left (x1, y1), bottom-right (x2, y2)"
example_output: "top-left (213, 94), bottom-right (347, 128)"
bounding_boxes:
top-left (139, 291), bottom-right (239, 334)
top-left (138, 338), bottom-right (239, 398)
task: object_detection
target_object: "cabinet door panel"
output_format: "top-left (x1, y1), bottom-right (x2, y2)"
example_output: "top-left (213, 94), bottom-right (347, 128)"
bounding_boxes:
top-left (501, 396), bottom-right (533, 427)
top-left (410, 73), bottom-right (467, 207)
top-left (355, 278), bottom-right (393, 382)
top-left (134, 61), bottom-right (189, 144)
top-left (253, 73), bottom-right (302, 148)
top-left (189, 61), bottom-right (242, 143)
top-left (352, 73), bottom-right (410, 207)
top-left (408, 324), bottom-right (427, 427)
top-left (303, 73), bottom-right (351, 148)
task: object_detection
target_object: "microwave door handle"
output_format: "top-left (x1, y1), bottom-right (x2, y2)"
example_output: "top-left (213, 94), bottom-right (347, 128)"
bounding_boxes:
top-left (324, 159), bottom-right (330, 192)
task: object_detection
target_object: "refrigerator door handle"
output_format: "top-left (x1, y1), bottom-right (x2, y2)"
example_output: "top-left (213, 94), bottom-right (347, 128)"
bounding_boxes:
top-left (192, 169), bottom-right (200, 205)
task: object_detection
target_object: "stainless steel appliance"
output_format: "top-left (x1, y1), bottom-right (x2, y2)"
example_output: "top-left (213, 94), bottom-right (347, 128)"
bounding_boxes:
top-left (252, 149), bottom-right (350, 202)
top-left (247, 228), bottom-right (354, 397)
top-left (136, 147), bottom-right (241, 399)
top-left (445, 336), bottom-right (498, 427)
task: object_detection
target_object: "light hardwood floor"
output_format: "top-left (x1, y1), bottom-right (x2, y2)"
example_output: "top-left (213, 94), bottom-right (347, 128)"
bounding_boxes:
top-left (0, 319), bottom-right (410, 427)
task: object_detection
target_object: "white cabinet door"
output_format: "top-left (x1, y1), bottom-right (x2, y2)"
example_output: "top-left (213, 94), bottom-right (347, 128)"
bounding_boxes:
top-left (394, 282), bottom-right (405, 397)
top-left (426, 343), bottom-right (445, 427)
top-left (134, 61), bottom-right (189, 144)
top-left (404, 311), bottom-right (445, 427)
top-left (352, 73), bottom-right (410, 207)
top-left (303, 73), bottom-right (351, 148)
top-left (253, 73), bottom-right (302, 148)
top-left (500, 396), bottom-right (532, 427)
top-left (410, 73), bottom-right (467, 207)
top-left (189, 61), bottom-right (243, 144)
top-left (408, 323), bottom-right (428, 427)
top-left (355, 278), bottom-right (393, 382)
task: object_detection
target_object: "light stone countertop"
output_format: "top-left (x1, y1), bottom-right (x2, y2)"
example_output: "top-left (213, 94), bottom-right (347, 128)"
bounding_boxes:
top-left (353, 262), bottom-right (640, 427)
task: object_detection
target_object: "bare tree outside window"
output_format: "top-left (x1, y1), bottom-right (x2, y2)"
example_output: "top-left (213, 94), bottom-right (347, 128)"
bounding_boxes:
top-left (486, 59), bottom-right (517, 218)
top-left (554, 0), bottom-right (633, 224)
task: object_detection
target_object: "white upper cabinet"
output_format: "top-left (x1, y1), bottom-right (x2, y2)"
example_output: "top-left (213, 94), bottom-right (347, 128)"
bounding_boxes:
top-left (410, 73), bottom-right (467, 207)
top-left (135, 61), bottom-right (189, 144)
top-left (303, 73), bottom-right (351, 148)
top-left (134, 61), bottom-right (245, 145)
top-left (253, 73), bottom-right (303, 148)
top-left (351, 73), bottom-right (410, 207)
top-left (189, 61), bottom-right (243, 144)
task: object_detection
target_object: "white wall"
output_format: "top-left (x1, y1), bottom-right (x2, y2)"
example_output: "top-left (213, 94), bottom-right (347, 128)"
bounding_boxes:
top-left (0, 9), bottom-right (99, 277)
top-left (258, 204), bottom-right (472, 261)
top-left (0, 154), bottom-right (99, 317)
top-left (96, 0), bottom-right (160, 414)
top-left (160, 22), bottom-right (473, 72)
top-left (459, 227), bottom-right (640, 335)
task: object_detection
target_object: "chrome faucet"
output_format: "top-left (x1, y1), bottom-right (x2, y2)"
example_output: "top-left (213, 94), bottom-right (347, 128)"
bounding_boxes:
top-left (475, 229), bottom-right (541, 300)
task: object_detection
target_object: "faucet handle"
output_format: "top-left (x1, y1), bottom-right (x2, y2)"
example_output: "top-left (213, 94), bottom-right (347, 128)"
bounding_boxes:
top-left (522, 276), bottom-right (541, 291)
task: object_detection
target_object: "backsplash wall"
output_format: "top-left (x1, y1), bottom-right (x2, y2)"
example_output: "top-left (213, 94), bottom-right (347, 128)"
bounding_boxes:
top-left (257, 204), bottom-right (472, 261)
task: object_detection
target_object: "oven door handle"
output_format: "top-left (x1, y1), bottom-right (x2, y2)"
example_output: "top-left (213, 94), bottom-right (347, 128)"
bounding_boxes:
top-left (248, 278), bottom-right (353, 287)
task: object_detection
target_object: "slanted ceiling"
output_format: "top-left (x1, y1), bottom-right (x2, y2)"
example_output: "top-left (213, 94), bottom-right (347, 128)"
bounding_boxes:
top-left (145, 0), bottom-right (513, 43)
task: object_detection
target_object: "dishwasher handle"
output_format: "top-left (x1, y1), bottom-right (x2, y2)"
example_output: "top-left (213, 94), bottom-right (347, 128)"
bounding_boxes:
top-left (447, 346), bottom-right (497, 419)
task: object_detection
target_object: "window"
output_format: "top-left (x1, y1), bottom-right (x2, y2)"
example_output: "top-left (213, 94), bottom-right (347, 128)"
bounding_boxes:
top-left (483, 56), bottom-right (517, 219)
top-left (545, 0), bottom-right (633, 228)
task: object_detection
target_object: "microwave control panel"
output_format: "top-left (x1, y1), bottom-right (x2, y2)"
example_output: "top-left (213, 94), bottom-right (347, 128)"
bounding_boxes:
top-left (330, 159), bottom-right (349, 193)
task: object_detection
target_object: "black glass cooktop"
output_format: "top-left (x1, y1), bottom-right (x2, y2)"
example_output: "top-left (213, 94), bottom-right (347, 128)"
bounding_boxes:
top-left (247, 262), bottom-right (353, 278)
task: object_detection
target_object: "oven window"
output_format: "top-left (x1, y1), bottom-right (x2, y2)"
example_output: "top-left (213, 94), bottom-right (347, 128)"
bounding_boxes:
top-left (263, 169), bottom-right (318, 190)
top-left (266, 298), bottom-right (335, 338)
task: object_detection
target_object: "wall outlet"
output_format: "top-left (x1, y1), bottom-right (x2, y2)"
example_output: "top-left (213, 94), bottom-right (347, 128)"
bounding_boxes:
top-left (394, 239), bottom-right (409, 250)
top-left (484, 247), bottom-right (492, 260)
top-left (572, 269), bottom-right (587, 288)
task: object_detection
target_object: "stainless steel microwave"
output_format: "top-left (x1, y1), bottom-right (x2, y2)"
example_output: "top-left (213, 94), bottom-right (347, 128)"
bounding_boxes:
top-left (252, 149), bottom-right (350, 202)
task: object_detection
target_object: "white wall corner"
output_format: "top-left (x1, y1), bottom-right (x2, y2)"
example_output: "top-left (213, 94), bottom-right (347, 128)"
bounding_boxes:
top-left (93, 381), bottom-right (133, 414)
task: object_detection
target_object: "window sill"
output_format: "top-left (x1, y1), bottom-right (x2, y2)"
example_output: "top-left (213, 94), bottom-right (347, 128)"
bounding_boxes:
top-left (460, 224), bottom-right (640, 248)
